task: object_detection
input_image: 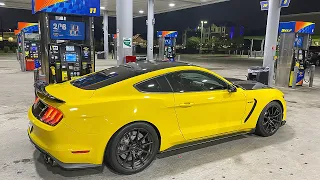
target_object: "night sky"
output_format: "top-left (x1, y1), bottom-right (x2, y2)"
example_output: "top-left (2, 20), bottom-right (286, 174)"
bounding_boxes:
top-left (1, 0), bottom-right (320, 40)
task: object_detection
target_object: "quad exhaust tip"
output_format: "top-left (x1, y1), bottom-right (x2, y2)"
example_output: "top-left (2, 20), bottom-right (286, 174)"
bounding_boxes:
top-left (43, 154), bottom-right (57, 167)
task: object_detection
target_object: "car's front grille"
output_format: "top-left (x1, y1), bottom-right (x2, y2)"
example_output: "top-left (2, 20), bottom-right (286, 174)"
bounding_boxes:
top-left (32, 100), bottom-right (48, 120)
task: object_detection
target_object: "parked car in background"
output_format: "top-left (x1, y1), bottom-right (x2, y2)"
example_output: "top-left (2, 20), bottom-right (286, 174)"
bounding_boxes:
top-left (309, 46), bottom-right (320, 66)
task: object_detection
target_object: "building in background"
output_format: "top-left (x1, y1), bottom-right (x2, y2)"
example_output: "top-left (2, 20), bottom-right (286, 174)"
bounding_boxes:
top-left (0, 32), bottom-right (16, 42)
top-left (183, 23), bottom-right (244, 46)
top-left (132, 34), bottom-right (147, 47)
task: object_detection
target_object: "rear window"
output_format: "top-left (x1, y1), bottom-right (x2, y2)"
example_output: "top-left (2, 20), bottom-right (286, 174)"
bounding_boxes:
top-left (71, 65), bottom-right (139, 90)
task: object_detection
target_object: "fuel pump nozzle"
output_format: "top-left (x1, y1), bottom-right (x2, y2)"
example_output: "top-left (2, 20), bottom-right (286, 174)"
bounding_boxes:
top-left (50, 66), bottom-right (57, 83)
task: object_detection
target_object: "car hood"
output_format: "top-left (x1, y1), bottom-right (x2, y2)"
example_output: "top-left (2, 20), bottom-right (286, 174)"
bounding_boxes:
top-left (225, 78), bottom-right (270, 90)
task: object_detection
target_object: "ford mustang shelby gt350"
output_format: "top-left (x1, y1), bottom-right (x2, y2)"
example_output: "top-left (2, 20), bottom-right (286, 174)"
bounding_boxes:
top-left (28, 61), bottom-right (286, 174)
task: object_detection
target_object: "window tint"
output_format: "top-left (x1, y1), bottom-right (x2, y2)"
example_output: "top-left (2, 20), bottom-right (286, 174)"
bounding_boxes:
top-left (71, 66), bottom-right (137, 90)
top-left (166, 71), bottom-right (228, 93)
top-left (136, 79), bottom-right (161, 92)
top-left (136, 76), bottom-right (172, 93)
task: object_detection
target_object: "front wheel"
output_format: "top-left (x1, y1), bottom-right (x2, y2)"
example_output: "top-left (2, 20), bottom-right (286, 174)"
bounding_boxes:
top-left (105, 122), bottom-right (160, 175)
top-left (255, 102), bottom-right (283, 137)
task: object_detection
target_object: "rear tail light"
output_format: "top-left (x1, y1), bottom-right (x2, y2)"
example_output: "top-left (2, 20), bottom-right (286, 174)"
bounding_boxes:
top-left (41, 106), bottom-right (63, 126)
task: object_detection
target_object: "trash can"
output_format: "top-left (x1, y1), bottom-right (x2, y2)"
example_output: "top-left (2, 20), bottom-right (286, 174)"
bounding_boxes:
top-left (125, 56), bottom-right (137, 63)
top-left (247, 66), bottom-right (269, 85)
top-left (26, 59), bottom-right (35, 71)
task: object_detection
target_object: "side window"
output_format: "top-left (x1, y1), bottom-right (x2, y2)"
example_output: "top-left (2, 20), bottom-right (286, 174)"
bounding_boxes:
top-left (135, 76), bottom-right (172, 93)
top-left (166, 71), bottom-right (228, 93)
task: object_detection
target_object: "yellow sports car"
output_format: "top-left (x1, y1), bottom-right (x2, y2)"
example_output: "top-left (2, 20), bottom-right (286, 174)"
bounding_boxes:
top-left (28, 61), bottom-right (286, 174)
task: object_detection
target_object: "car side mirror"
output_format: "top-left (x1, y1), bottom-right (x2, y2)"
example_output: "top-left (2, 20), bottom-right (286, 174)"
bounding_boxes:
top-left (228, 84), bottom-right (237, 93)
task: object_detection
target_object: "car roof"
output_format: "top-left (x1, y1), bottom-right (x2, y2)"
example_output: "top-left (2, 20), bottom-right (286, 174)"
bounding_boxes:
top-left (71, 61), bottom-right (195, 90)
top-left (123, 60), bottom-right (194, 73)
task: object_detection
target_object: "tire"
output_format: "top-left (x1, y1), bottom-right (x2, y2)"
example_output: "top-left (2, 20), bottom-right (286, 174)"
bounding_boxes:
top-left (255, 102), bottom-right (283, 137)
top-left (105, 122), bottom-right (160, 175)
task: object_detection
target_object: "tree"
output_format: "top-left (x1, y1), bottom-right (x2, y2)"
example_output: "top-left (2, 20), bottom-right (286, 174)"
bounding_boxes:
top-left (186, 36), bottom-right (201, 50)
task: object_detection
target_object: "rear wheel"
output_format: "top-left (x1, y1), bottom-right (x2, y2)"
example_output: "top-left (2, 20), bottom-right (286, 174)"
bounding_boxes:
top-left (105, 122), bottom-right (159, 175)
top-left (255, 102), bottom-right (283, 137)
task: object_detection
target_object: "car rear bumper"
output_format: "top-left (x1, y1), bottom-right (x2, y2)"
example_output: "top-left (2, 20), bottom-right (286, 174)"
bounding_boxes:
top-left (28, 132), bottom-right (101, 169)
top-left (28, 108), bottom-right (103, 169)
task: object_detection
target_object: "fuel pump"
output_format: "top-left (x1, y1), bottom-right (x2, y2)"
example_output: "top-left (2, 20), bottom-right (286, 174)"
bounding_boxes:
top-left (32, 0), bottom-right (99, 84)
top-left (288, 35), bottom-right (312, 86)
top-left (48, 43), bottom-right (92, 83)
top-left (157, 31), bottom-right (178, 61)
top-left (275, 21), bottom-right (315, 87)
top-left (164, 38), bottom-right (176, 61)
top-left (16, 22), bottom-right (40, 71)
top-left (24, 34), bottom-right (41, 70)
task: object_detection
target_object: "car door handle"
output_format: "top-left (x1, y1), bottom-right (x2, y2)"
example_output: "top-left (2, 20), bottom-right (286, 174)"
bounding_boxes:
top-left (179, 103), bottom-right (194, 108)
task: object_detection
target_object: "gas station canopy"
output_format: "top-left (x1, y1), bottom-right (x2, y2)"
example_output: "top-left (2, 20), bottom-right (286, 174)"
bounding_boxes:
top-left (1, 0), bottom-right (229, 16)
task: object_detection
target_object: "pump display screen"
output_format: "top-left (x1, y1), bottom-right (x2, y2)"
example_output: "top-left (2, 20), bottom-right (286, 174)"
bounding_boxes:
top-left (65, 53), bottom-right (77, 62)
top-left (66, 46), bottom-right (75, 51)
top-left (50, 20), bottom-right (85, 41)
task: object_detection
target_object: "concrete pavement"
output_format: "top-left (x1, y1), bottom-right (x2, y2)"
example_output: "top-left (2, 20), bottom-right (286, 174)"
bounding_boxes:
top-left (0, 54), bottom-right (320, 180)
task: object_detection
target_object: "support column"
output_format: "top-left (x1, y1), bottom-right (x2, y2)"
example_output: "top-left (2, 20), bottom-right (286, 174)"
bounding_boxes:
top-left (38, 13), bottom-right (50, 83)
top-left (147, 0), bottom-right (155, 60)
top-left (261, 39), bottom-right (265, 51)
top-left (263, 0), bottom-right (281, 86)
top-left (200, 22), bottom-right (204, 54)
top-left (103, 10), bottom-right (109, 60)
top-left (116, 0), bottom-right (133, 65)
top-left (21, 32), bottom-right (26, 72)
top-left (250, 39), bottom-right (254, 57)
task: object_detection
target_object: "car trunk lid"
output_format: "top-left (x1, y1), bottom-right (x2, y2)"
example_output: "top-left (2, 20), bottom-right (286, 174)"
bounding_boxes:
top-left (35, 81), bottom-right (94, 105)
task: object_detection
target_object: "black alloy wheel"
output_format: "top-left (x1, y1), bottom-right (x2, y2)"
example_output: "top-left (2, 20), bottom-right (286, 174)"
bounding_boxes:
top-left (255, 102), bottom-right (283, 137)
top-left (106, 122), bottom-right (159, 175)
top-left (116, 128), bottom-right (154, 170)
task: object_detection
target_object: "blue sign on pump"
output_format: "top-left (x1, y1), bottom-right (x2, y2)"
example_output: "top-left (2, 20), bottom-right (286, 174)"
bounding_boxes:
top-left (294, 36), bottom-right (304, 48)
top-left (260, 1), bottom-right (269, 11)
top-left (50, 20), bottom-right (86, 41)
top-left (32, 0), bottom-right (100, 17)
top-left (281, 0), bottom-right (291, 8)
top-left (260, 0), bottom-right (290, 11)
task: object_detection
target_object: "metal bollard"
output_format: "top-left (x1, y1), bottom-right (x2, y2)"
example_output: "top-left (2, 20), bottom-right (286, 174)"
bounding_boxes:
top-left (177, 55), bottom-right (181, 61)
top-left (292, 66), bottom-right (299, 89)
top-left (309, 65), bottom-right (316, 87)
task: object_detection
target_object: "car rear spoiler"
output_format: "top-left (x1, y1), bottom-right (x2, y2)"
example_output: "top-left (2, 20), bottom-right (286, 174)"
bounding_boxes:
top-left (34, 81), bottom-right (65, 103)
